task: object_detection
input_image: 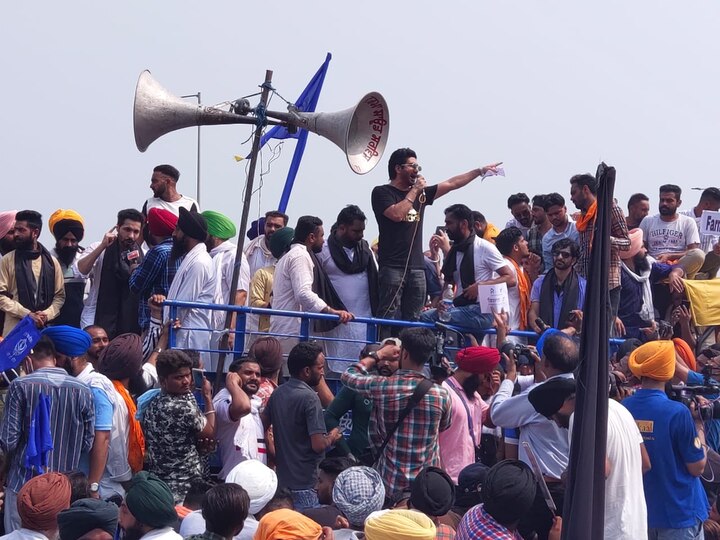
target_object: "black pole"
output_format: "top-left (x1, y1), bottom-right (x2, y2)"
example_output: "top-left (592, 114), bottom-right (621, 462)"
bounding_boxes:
top-left (213, 70), bottom-right (274, 392)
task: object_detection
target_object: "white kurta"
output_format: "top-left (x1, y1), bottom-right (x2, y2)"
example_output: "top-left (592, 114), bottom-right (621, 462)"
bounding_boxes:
top-left (270, 244), bottom-right (327, 353)
top-left (208, 242), bottom-right (250, 371)
top-left (77, 241), bottom-right (105, 329)
top-left (316, 243), bottom-right (372, 370)
top-left (244, 234), bottom-right (276, 280)
top-left (164, 243), bottom-right (216, 358)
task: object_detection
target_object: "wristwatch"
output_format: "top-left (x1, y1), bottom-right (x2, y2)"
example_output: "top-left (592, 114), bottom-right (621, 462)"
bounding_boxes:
top-left (89, 482), bottom-right (99, 493)
top-left (368, 351), bottom-right (380, 361)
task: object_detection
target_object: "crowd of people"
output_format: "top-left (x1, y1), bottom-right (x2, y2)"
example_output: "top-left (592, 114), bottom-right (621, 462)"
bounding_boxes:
top-left (0, 152), bottom-right (718, 539)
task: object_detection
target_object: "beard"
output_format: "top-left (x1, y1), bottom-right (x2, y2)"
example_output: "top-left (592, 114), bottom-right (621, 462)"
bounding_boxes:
top-left (242, 383), bottom-right (259, 396)
top-left (633, 253), bottom-right (651, 273)
top-left (0, 235), bottom-right (14, 255)
top-left (659, 206), bottom-right (674, 216)
top-left (171, 237), bottom-right (188, 261)
top-left (311, 243), bottom-right (323, 254)
top-left (461, 374), bottom-right (481, 400)
top-left (56, 245), bottom-right (79, 266)
top-left (122, 525), bottom-right (144, 540)
top-left (14, 236), bottom-right (34, 251)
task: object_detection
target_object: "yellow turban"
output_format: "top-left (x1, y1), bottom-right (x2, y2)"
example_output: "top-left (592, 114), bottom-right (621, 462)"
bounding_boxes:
top-left (254, 508), bottom-right (322, 540)
top-left (628, 340), bottom-right (676, 381)
top-left (49, 209), bottom-right (84, 233)
top-left (364, 509), bottom-right (436, 540)
top-left (483, 222), bottom-right (500, 243)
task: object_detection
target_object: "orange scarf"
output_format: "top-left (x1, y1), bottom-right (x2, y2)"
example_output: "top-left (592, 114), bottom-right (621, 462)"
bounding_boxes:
top-left (112, 380), bottom-right (146, 473)
top-left (575, 200), bottom-right (597, 232)
top-left (505, 257), bottom-right (530, 330)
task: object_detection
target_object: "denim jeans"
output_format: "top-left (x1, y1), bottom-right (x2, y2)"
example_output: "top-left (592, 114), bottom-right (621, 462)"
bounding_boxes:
top-left (290, 488), bottom-right (319, 511)
top-left (377, 267), bottom-right (426, 338)
top-left (419, 304), bottom-right (494, 341)
top-left (649, 520), bottom-right (705, 540)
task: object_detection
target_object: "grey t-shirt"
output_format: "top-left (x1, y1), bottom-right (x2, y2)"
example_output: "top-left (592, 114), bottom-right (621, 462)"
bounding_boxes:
top-left (266, 378), bottom-right (326, 489)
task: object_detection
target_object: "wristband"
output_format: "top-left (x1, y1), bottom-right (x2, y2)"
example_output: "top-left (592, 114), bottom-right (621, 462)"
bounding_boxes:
top-left (405, 197), bottom-right (414, 204)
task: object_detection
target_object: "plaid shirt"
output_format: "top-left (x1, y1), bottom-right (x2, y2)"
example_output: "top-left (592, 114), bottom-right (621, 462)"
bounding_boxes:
top-left (456, 505), bottom-right (523, 540)
top-left (341, 366), bottom-right (452, 496)
top-left (128, 239), bottom-right (180, 330)
top-left (436, 523), bottom-right (457, 540)
top-left (527, 224), bottom-right (545, 257)
top-left (577, 202), bottom-right (630, 289)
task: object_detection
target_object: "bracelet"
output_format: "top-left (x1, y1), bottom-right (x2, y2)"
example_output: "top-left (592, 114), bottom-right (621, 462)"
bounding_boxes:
top-left (405, 197), bottom-right (414, 204)
top-left (204, 410), bottom-right (216, 416)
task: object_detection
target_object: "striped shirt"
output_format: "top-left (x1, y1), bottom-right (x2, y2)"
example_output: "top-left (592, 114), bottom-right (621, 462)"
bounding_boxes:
top-left (0, 367), bottom-right (95, 492)
top-left (341, 366), bottom-right (452, 496)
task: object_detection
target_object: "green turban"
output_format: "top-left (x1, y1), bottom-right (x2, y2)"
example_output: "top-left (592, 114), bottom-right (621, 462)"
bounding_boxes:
top-left (201, 210), bottom-right (237, 240)
top-left (269, 227), bottom-right (294, 259)
top-left (125, 472), bottom-right (177, 528)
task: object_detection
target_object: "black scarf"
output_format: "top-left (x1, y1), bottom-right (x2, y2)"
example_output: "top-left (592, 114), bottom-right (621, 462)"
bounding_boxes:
top-left (538, 268), bottom-right (580, 330)
top-left (327, 234), bottom-right (379, 316)
top-left (441, 234), bottom-right (476, 307)
top-left (14, 244), bottom-right (56, 312)
top-left (307, 247), bottom-right (347, 333)
top-left (95, 241), bottom-right (143, 339)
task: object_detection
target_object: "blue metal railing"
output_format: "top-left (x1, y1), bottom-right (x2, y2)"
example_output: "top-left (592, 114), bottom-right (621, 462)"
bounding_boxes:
top-left (164, 299), bottom-right (625, 372)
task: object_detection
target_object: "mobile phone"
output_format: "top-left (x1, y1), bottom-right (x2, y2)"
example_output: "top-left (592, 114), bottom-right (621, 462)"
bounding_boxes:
top-left (192, 368), bottom-right (205, 389)
top-left (435, 226), bottom-right (446, 236)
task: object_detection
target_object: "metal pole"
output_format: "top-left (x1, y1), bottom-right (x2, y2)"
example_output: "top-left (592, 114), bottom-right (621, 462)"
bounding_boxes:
top-left (213, 70), bottom-right (274, 391)
top-left (181, 92), bottom-right (202, 206)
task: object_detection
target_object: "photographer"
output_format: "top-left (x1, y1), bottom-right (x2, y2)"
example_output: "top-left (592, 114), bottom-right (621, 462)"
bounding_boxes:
top-left (622, 340), bottom-right (708, 538)
top-left (340, 327), bottom-right (452, 500)
top-left (489, 330), bottom-right (578, 539)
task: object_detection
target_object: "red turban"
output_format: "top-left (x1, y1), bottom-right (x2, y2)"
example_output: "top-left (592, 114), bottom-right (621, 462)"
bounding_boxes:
top-left (673, 337), bottom-right (697, 372)
top-left (455, 346), bottom-right (500, 374)
top-left (18, 472), bottom-right (72, 531)
top-left (147, 207), bottom-right (178, 238)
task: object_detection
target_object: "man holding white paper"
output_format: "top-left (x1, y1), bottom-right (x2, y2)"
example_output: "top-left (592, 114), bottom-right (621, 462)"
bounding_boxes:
top-left (420, 204), bottom-right (515, 336)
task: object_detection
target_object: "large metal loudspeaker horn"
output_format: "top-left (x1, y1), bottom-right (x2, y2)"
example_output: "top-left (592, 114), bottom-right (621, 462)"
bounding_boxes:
top-left (133, 70), bottom-right (389, 174)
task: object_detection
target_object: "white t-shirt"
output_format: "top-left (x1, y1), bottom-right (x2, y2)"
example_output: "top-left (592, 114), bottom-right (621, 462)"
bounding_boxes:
top-left (681, 208), bottom-right (718, 253)
top-left (504, 260), bottom-right (525, 333)
top-left (639, 213), bottom-right (700, 257)
top-left (453, 237), bottom-right (509, 297)
top-left (569, 400), bottom-right (647, 540)
top-left (143, 195), bottom-right (199, 216)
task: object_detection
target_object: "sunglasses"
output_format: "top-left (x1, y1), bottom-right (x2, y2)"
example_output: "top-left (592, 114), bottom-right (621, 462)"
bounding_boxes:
top-left (552, 251), bottom-right (573, 259)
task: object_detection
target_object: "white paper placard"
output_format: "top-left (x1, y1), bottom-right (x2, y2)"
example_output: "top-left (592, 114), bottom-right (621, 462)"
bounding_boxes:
top-left (700, 210), bottom-right (720, 236)
top-left (478, 282), bottom-right (510, 314)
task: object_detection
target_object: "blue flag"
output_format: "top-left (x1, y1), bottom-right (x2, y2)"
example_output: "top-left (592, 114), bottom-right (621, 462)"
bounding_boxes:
top-left (251, 53), bottom-right (332, 212)
top-left (0, 315), bottom-right (41, 372)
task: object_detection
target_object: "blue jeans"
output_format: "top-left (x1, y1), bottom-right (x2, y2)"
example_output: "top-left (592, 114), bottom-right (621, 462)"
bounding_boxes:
top-left (649, 520), bottom-right (705, 540)
top-left (290, 488), bottom-right (319, 511)
top-left (420, 304), bottom-right (494, 341)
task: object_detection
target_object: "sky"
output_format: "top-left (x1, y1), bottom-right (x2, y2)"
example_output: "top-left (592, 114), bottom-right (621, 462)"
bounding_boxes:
top-left (2, 1), bottom-right (719, 248)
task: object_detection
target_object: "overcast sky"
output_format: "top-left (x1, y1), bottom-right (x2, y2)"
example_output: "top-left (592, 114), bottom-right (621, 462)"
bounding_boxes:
top-left (3, 1), bottom-right (719, 247)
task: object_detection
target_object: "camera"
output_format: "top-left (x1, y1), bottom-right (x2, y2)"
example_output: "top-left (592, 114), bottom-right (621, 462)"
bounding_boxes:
top-left (667, 384), bottom-right (720, 421)
top-left (500, 341), bottom-right (534, 365)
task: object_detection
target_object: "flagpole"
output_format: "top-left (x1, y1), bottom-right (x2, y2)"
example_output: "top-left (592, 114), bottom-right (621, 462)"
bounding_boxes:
top-left (213, 70), bottom-right (274, 391)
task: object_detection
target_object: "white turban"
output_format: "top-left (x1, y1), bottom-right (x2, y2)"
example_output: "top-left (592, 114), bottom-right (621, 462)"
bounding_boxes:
top-left (226, 459), bottom-right (278, 515)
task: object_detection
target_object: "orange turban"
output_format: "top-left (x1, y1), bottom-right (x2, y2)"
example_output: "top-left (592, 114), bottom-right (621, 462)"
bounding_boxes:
top-left (673, 338), bottom-right (697, 372)
top-left (254, 509), bottom-right (322, 540)
top-left (483, 223), bottom-right (500, 243)
top-left (18, 472), bottom-right (72, 531)
top-left (628, 340), bottom-right (676, 381)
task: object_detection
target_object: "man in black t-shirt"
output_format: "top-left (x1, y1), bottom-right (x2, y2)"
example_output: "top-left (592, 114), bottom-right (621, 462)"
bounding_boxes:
top-left (371, 147), bottom-right (501, 324)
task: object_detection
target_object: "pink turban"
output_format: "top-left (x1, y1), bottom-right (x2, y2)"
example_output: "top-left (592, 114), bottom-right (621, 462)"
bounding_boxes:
top-left (0, 210), bottom-right (17, 238)
top-left (621, 228), bottom-right (644, 260)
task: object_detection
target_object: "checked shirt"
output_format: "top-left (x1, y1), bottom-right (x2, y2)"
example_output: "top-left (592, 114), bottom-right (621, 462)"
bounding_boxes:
top-left (341, 365), bottom-right (452, 496)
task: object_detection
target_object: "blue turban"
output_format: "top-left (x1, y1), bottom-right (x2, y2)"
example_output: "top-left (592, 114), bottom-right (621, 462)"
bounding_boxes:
top-left (536, 328), bottom-right (566, 359)
top-left (41, 326), bottom-right (91, 357)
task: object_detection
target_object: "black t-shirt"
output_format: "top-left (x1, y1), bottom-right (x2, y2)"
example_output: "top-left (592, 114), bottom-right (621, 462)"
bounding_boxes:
top-left (371, 183), bottom-right (438, 269)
